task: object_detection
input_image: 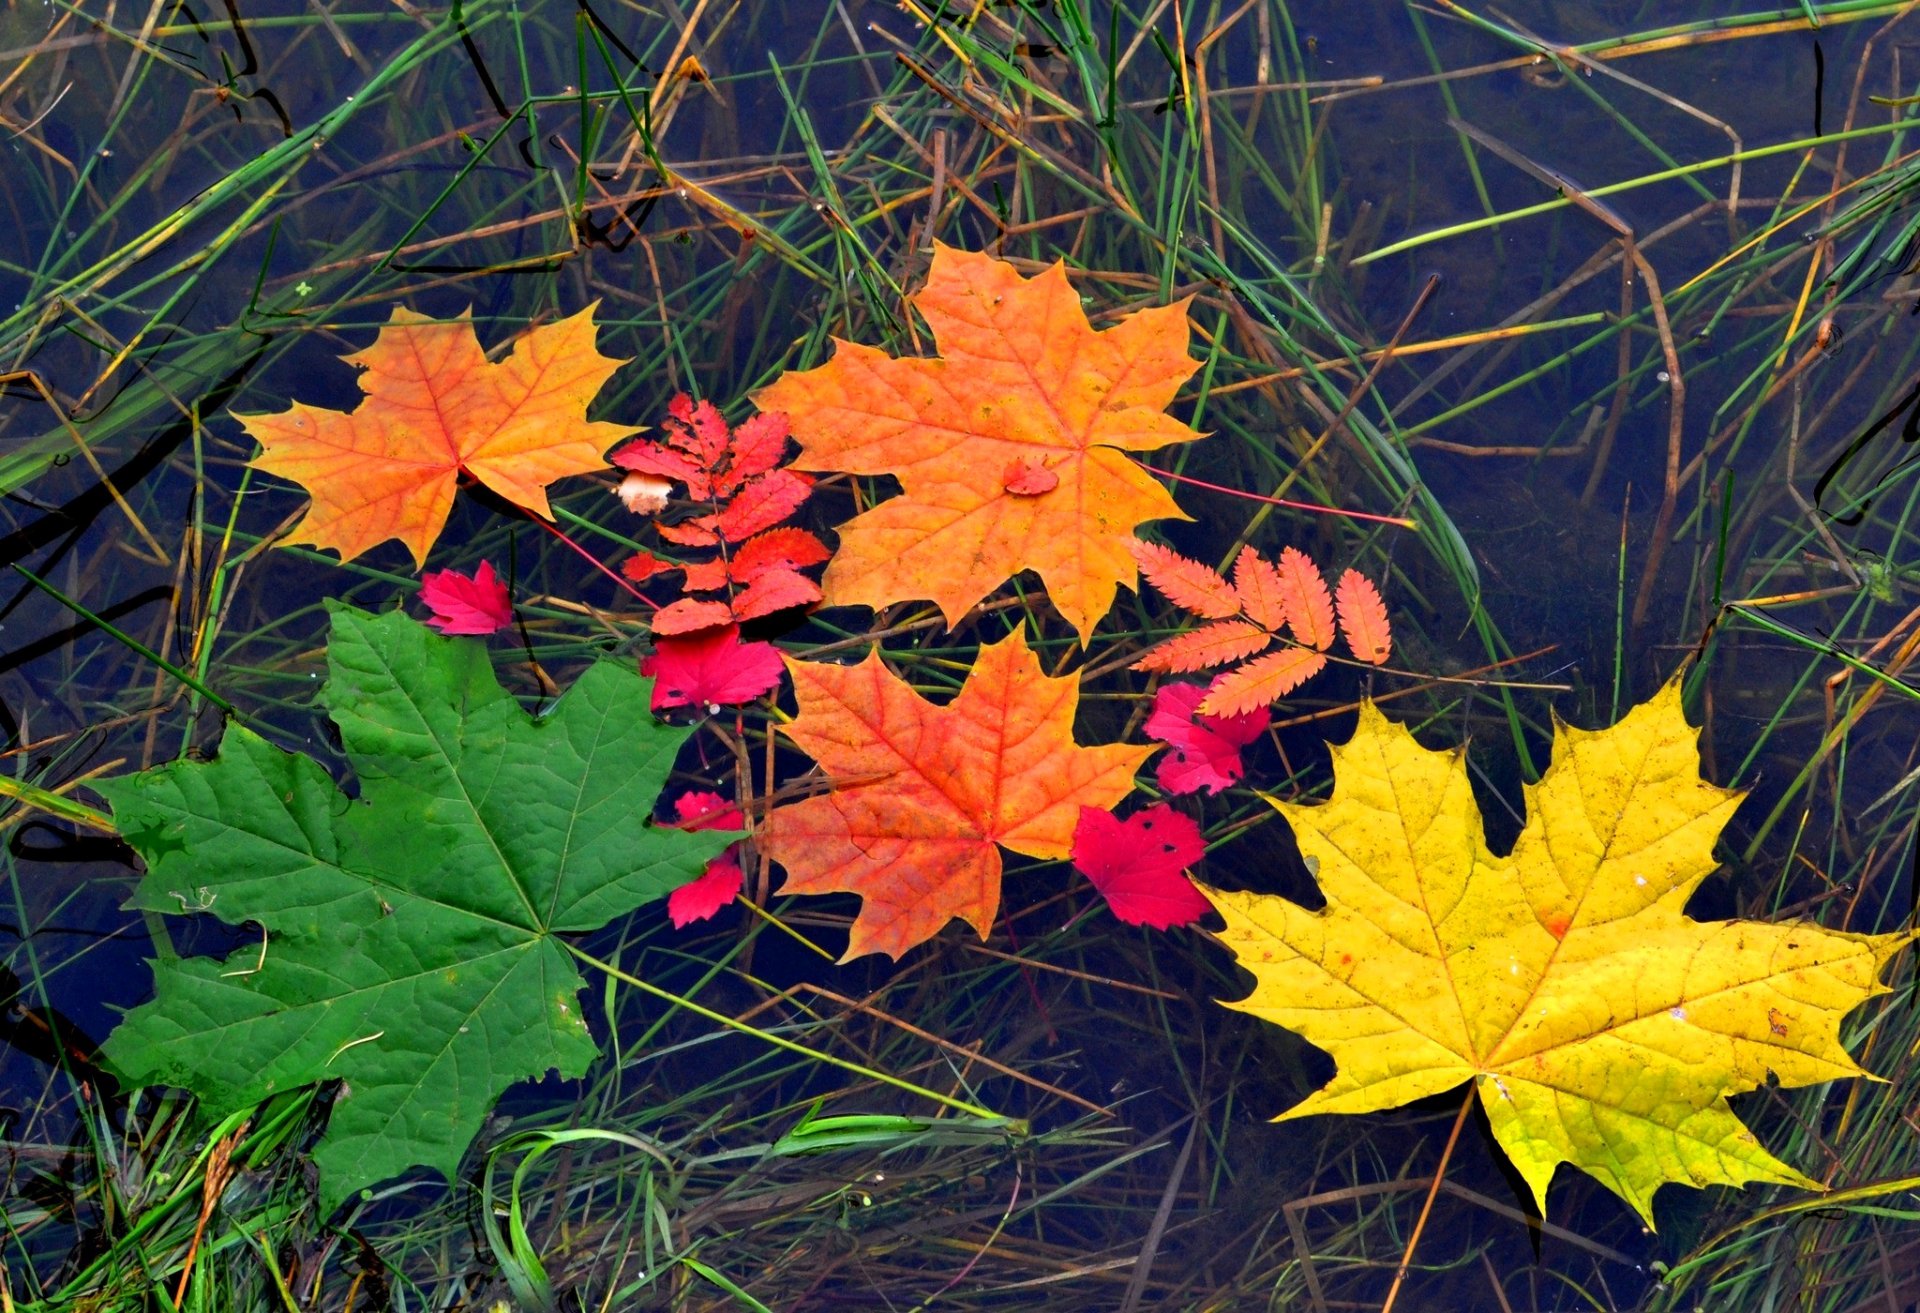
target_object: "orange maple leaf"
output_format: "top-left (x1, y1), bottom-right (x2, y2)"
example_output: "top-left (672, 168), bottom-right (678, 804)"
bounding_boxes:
top-left (753, 244), bottom-right (1206, 643)
top-left (243, 305), bottom-right (633, 566)
top-left (760, 630), bottom-right (1151, 960)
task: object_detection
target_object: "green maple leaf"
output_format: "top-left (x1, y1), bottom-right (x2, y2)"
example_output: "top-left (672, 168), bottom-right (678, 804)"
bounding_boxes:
top-left (97, 604), bottom-right (728, 1211)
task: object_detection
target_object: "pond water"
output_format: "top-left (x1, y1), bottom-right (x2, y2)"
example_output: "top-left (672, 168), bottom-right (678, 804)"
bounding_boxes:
top-left (0, 2), bottom-right (1916, 1310)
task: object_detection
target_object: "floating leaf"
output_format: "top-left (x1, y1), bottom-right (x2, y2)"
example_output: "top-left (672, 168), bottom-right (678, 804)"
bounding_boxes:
top-left (418, 560), bottom-right (512, 636)
top-left (97, 607), bottom-right (726, 1212)
top-left (1274, 546), bottom-right (1336, 651)
top-left (1200, 647), bottom-right (1327, 717)
top-left (1071, 804), bottom-right (1210, 928)
top-left (639, 624), bottom-right (785, 712)
top-left (244, 306), bottom-right (630, 566)
top-left (1131, 620), bottom-right (1271, 674)
top-left (761, 631), bottom-right (1150, 960)
top-left (1335, 568), bottom-right (1393, 665)
top-left (1128, 539), bottom-right (1241, 620)
top-left (756, 244), bottom-right (1205, 642)
top-left (1144, 682), bottom-right (1270, 795)
top-left (1203, 681), bottom-right (1915, 1224)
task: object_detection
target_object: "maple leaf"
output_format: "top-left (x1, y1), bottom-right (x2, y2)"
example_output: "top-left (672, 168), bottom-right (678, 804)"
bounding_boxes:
top-left (760, 630), bottom-right (1150, 960)
top-left (1144, 682), bottom-right (1269, 795)
top-left (1071, 804), bottom-right (1210, 928)
top-left (666, 791), bottom-right (745, 927)
top-left (418, 560), bottom-right (512, 636)
top-left (95, 606), bottom-right (727, 1212)
top-left (1131, 540), bottom-right (1391, 716)
top-left (639, 625), bottom-right (786, 712)
top-left (754, 243), bottom-right (1206, 643)
top-left (1202, 682), bottom-right (1915, 1224)
top-left (243, 305), bottom-right (632, 567)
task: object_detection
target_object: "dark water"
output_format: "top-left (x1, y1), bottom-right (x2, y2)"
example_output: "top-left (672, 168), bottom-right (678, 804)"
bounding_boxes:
top-left (0, 2), bottom-right (1915, 1309)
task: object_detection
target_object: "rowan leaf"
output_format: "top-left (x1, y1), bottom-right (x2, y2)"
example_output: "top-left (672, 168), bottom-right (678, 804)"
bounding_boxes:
top-left (1335, 568), bottom-right (1393, 665)
top-left (1132, 620), bottom-right (1272, 674)
top-left (1127, 539), bottom-right (1242, 620)
top-left (755, 244), bottom-right (1206, 642)
top-left (243, 306), bottom-right (631, 567)
top-left (651, 598), bottom-right (736, 636)
top-left (760, 631), bottom-right (1150, 960)
top-left (715, 468), bottom-right (813, 542)
top-left (1274, 547), bottom-right (1336, 651)
top-left (729, 528), bottom-right (833, 583)
top-left (1203, 682), bottom-right (1915, 1225)
top-left (95, 606), bottom-right (726, 1213)
top-left (1231, 547), bottom-right (1291, 631)
top-left (729, 568), bottom-right (821, 621)
top-left (1199, 647), bottom-right (1328, 717)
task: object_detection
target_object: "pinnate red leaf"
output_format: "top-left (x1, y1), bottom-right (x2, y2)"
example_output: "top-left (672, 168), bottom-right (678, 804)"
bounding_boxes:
top-left (730, 528), bottom-right (832, 583)
top-left (716, 468), bottom-right (813, 542)
top-left (1128, 539), bottom-right (1241, 619)
top-left (1200, 647), bottom-right (1328, 717)
top-left (716, 412), bottom-right (793, 495)
top-left (730, 568), bottom-right (821, 622)
top-left (673, 790), bottom-right (745, 831)
top-left (622, 550), bottom-right (670, 582)
top-left (651, 597), bottom-right (740, 638)
top-left (656, 515), bottom-right (721, 548)
top-left (1232, 547), bottom-right (1290, 631)
top-left (419, 560), bottom-right (512, 636)
top-left (611, 443), bottom-right (706, 494)
top-left (1132, 620), bottom-right (1271, 674)
top-left (1275, 546), bottom-right (1336, 650)
top-left (679, 557), bottom-right (731, 592)
top-left (1144, 682), bottom-right (1270, 795)
top-left (1335, 568), bottom-right (1393, 665)
top-left (1071, 804), bottom-right (1210, 928)
top-left (641, 624), bottom-right (786, 710)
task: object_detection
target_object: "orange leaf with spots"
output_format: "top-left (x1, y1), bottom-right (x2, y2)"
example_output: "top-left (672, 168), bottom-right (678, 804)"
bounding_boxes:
top-left (754, 244), bottom-right (1206, 642)
top-left (761, 630), bottom-right (1150, 960)
top-left (243, 305), bottom-right (631, 566)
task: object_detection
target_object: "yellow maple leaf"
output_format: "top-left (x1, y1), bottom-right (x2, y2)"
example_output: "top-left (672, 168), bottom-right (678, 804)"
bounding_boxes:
top-left (1203, 681), bottom-right (1913, 1224)
top-left (752, 244), bottom-right (1206, 643)
top-left (243, 305), bottom-right (633, 566)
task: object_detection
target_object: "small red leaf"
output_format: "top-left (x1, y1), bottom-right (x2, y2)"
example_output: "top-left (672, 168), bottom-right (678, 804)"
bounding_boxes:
top-left (419, 561), bottom-right (512, 636)
top-left (1128, 538), bottom-right (1240, 619)
top-left (679, 557), bottom-right (731, 592)
top-left (1003, 459), bottom-right (1059, 496)
top-left (718, 469), bottom-right (813, 542)
top-left (1199, 647), bottom-right (1328, 717)
top-left (673, 790), bottom-right (745, 831)
top-left (651, 597), bottom-right (737, 636)
top-left (610, 441), bottom-right (705, 493)
top-left (1131, 620), bottom-right (1271, 674)
top-left (665, 394), bottom-right (732, 470)
top-left (1275, 546), bottom-right (1336, 651)
top-left (668, 854), bottom-right (744, 927)
top-left (730, 568), bottom-right (821, 621)
top-left (641, 624), bottom-right (786, 709)
top-left (656, 515), bottom-right (722, 547)
top-left (716, 411), bottom-right (792, 495)
top-left (1231, 547), bottom-right (1290, 631)
top-left (1071, 804), bottom-right (1210, 929)
top-left (1144, 682), bottom-right (1270, 796)
top-left (729, 527), bottom-right (832, 584)
top-left (622, 551), bottom-right (671, 583)
top-left (1335, 568), bottom-right (1393, 665)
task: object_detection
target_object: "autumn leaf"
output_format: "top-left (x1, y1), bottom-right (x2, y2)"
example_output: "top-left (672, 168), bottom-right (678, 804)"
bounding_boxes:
top-left (1144, 682), bottom-right (1269, 795)
top-left (666, 791), bottom-right (746, 927)
top-left (244, 305), bottom-right (631, 566)
top-left (1071, 804), bottom-right (1210, 928)
top-left (760, 630), bottom-right (1150, 960)
top-left (1130, 539), bottom-right (1389, 714)
top-left (755, 244), bottom-right (1206, 642)
top-left (418, 560), bottom-right (512, 636)
top-left (1203, 681), bottom-right (1914, 1224)
top-left (614, 396), bottom-right (827, 634)
top-left (639, 624), bottom-right (785, 712)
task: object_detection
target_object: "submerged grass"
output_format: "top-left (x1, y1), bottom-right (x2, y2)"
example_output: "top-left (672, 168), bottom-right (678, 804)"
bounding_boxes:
top-left (0, 0), bottom-right (1915, 1308)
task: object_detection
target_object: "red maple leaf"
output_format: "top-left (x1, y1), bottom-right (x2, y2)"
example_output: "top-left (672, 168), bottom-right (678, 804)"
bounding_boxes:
top-left (1143, 682), bottom-right (1269, 795)
top-left (666, 791), bottom-right (746, 927)
top-left (1070, 804), bottom-right (1209, 929)
top-left (640, 625), bottom-right (785, 712)
top-left (418, 561), bottom-right (513, 636)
